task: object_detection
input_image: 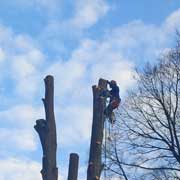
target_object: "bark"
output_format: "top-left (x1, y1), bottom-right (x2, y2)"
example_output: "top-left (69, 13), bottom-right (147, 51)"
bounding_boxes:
top-left (87, 79), bottom-right (107, 180)
top-left (34, 75), bottom-right (58, 180)
top-left (67, 153), bottom-right (79, 180)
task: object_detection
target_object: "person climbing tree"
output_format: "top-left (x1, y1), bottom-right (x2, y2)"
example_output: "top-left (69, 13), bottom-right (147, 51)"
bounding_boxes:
top-left (102, 80), bottom-right (121, 123)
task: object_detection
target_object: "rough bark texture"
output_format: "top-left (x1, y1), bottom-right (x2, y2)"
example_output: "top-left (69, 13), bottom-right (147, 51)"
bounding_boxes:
top-left (34, 75), bottom-right (58, 180)
top-left (87, 79), bottom-right (107, 180)
top-left (67, 153), bottom-right (79, 180)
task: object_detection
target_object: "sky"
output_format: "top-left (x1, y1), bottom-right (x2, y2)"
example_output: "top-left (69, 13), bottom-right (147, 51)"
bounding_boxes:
top-left (0, 0), bottom-right (180, 180)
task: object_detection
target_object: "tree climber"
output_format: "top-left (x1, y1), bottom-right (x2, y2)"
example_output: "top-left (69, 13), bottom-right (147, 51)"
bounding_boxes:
top-left (101, 80), bottom-right (121, 123)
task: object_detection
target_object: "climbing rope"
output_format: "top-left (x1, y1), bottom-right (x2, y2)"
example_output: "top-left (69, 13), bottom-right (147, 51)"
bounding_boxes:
top-left (104, 117), bottom-right (107, 180)
top-left (103, 108), bottom-right (121, 180)
top-left (102, 91), bottom-right (121, 179)
top-left (103, 116), bottom-right (114, 180)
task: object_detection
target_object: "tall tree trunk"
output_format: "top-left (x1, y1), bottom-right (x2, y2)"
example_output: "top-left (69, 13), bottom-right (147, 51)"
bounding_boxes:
top-left (34, 75), bottom-right (58, 180)
top-left (67, 153), bottom-right (79, 180)
top-left (87, 79), bottom-right (107, 180)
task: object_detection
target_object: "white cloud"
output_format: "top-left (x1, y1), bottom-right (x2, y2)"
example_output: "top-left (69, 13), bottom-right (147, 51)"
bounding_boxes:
top-left (0, 105), bottom-right (43, 151)
top-left (12, 58), bottom-right (36, 78)
top-left (11, 56), bottom-right (43, 98)
top-left (0, 24), bottom-right (45, 99)
top-left (57, 106), bottom-right (92, 146)
top-left (0, 128), bottom-right (37, 151)
top-left (0, 48), bottom-right (5, 62)
top-left (164, 8), bottom-right (180, 32)
top-left (105, 9), bottom-right (180, 62)
top-left (68, 38), bottom-right (136, 94)
top-left (0, 25), bottom-right (47, 153)
top-left (46, 61), bottom-right (85, 97)
top-left (71, 0), bottom-right (109, 29)
top-left (0, 158), bottom-right (41, 180)
top-left (40, 0), bottom-right (110, 55)
top-left (0, 25), bottom-right (13, 45)
top-left (0, 105), bottom-right (43, 127)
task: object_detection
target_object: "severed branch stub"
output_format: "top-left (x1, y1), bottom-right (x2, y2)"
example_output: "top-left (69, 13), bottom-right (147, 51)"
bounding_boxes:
top-left (67, 153), bottom-right (79, 180)
top-left (34, 75), bottom-right (58, 180)
top-left (87, 78), bottom-right (107, 180)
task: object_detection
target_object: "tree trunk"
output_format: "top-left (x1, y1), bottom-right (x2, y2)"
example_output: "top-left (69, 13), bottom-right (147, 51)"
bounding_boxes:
top-left (34, 75), bottom-right (58, 180)
top-left (67, 153), bottom-right (79, 180)
top-left (87, 79), bottom-right (107, 180)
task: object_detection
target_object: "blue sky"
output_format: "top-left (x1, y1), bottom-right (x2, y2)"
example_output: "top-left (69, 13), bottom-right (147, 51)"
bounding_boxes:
top-left (0, 0), bottom-right (180, 179)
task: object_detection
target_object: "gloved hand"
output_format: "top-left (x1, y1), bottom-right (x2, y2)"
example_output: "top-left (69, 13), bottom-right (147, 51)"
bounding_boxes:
top-left (106, 80), bottom-right (110, 84)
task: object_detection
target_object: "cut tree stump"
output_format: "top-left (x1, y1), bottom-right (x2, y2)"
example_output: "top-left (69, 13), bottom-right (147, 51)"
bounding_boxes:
top-left (67, 153), bottom-right (79, 180)
top-left (34, 75), bottom-right (58, 180)
top-left (87, 79), bottom-right (107, 180)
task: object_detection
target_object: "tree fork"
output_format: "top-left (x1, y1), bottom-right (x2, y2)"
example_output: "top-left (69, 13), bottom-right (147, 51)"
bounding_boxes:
top-left (34, 75), bottom-right (58, 180)
top-left (67, 153), bottom-right (79, 180)
top-left (87, 79), bottom-right (107, 180)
